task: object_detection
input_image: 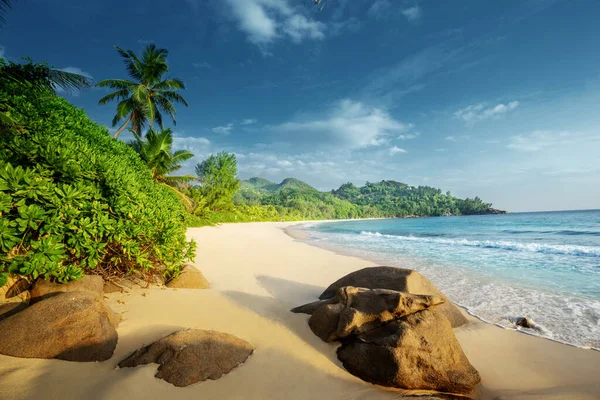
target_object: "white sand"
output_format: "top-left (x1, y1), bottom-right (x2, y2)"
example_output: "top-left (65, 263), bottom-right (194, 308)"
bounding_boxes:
top-left (0, 222), bottom-right (599, 399)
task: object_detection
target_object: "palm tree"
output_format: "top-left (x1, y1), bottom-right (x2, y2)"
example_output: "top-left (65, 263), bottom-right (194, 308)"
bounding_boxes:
top-left (97, 45), bottom-right (189, 139)
top-left (129, 128), bottom-right (195, 208)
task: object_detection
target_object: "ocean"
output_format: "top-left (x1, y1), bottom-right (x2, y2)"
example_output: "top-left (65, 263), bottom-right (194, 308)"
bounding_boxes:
top-left (298, 210), bottom-right (600, 349)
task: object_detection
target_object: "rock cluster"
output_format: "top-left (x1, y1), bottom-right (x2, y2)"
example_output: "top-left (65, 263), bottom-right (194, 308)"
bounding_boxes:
top-left (0, 275), bottom-right (120, 362)
top-left (292, 267), bottom-right (480, 396)
top-left (119, 329), bottom-right (253, 387)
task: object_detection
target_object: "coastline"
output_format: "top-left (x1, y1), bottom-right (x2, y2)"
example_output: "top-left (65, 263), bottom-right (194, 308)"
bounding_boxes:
top-left (0, 222), bottom-right (598, 399)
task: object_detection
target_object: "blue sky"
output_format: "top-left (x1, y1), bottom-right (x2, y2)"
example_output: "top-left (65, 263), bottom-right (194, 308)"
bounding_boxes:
top-left (2, 0), bottom-right (600, 212)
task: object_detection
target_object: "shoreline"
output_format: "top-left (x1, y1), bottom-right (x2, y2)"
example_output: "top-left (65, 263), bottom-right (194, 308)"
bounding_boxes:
top-left (0, 222), bottom-right (598, 399)
top-left (286, 220), bottom-right (600, 352)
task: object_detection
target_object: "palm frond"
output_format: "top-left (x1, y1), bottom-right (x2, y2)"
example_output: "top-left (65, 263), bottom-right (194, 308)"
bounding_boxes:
top-left (158, 90), bottom-right (189, 107)
top-left (98, 89), bottom-right (129, 105)
top-left (115, 46), bottom-right (143, 81)
top-left (153, 78), bottom-right (186, 90)
top-left (96, 78), bottom-right (137, 90)
top-left (160, 182), bottom-right (194, 211)
top-left (0, 0), bottom-right (15, 26)
top-left (49, 69), bottom-right (93, 93)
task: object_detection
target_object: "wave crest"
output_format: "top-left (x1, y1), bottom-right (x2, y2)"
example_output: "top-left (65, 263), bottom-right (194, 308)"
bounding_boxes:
top-left (359, 231), bottom-right (600, 257)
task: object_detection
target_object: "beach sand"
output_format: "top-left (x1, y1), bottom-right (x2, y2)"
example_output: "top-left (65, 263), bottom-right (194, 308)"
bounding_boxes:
top-left (0, 222), bottom-right (598, 399)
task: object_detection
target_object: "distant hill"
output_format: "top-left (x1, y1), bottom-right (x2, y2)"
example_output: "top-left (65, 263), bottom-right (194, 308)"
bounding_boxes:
top-left (234, 176), bottom-right (505, 218)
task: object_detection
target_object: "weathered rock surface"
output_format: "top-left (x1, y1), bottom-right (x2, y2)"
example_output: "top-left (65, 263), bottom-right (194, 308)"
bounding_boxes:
top-left (305, 286), bottom-right (444, 342)
top-left (30, 275), bottom-right (104, 304)
top-left (119, 329), bottom-right (253, 387)
top-left (337, 309), bottom-right (481, 395)
top-left (319, 266), bottom-right (468, 328)
top-left (0, 301), bottom-right (27, 321)
top-left (166, 265), bottom-right (209, 289)
top-left (0, 291), bottom-right (120, 361)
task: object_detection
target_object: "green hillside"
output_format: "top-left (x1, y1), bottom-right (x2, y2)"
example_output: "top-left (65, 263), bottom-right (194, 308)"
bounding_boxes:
top-left (233, 176), bottom-right (504, 220)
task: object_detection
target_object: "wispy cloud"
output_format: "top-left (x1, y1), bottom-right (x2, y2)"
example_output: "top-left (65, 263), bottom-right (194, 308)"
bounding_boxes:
top-left (402, 6), bottom-right (422, 22)
top-left (398, 132), bottom-right (420, 140)
top-left (241, 118), bottom-right (257, 125)
top-left (454, 101), bottom-right (520, 124)
top-left (192, 61), bottom-right (211, 68)
top-left (445, 135), bottom-right (470, 142)
top-left (212, 123), bottom-right (234, 135)
top-left (273, 99), bottom-right (411, 149)
top-left (223, 0), bottom-right (325, 50)
top-left (389, 146), bottom-right (407, 155)
top-left (507, 130), bottom-right (597, 152)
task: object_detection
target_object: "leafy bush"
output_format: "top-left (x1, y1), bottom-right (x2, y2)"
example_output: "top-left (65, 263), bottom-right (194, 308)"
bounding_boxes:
top-left (0, 72), bottom-right (195, 285)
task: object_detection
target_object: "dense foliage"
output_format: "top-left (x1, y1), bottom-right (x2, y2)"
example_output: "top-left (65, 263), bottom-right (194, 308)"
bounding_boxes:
top-left (232, 177), bottom-right (501, 221)
top-left (0, 68), bottom-right (195, 285)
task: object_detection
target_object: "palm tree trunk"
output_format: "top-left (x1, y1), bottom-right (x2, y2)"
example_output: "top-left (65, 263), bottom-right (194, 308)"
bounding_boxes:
top-left (112, 115), bottom-right (132, 138)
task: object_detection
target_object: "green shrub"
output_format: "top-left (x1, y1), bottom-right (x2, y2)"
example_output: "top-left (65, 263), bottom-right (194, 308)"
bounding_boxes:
top-left (0, 77), bottom-right (195, 285)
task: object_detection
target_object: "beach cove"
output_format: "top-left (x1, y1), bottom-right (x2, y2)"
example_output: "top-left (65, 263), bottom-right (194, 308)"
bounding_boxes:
top-left (1, 222), bottom-right (598, 400)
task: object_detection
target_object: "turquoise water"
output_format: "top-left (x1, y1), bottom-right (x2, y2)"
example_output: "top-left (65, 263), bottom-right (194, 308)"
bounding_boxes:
top-left (300, 210), bottom-right (600, 349)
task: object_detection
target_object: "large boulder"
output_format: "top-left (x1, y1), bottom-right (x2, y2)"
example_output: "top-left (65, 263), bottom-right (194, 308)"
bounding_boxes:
top-left (30, 275), bottom-right (104, 304)
top-left (0, 291), bottom-right (120, 361)
top-left (305, 286), bottom-right (444, 342)
top-left (337, 309), bottom-right (481, 395)
top-left (319, 266), bottom-right (468, 328)
top-left (119, 329), bottom-right (253, 387)
top-left (0, 301), bottom-right (27, 321)
top-left (166, 265), bottom-right (209, 289)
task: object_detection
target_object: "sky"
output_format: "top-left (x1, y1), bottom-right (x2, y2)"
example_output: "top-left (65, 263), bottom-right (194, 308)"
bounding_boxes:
top-left (2, 0), bottom-right (600, 212)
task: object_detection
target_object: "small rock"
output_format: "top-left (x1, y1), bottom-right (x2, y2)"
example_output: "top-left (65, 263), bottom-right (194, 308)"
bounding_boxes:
top-left (0, 277), bottom-right (30, 300)
top-left (0, 291), bottom-right (120, 361)
top-left (166, 265), bottom-right (209, 289)
top-left (30, 275), bottom-right (104, 304)
top-left (119, 329), bottom-right (253, 387)
top-left (514, 317), bottom-right (535, 329)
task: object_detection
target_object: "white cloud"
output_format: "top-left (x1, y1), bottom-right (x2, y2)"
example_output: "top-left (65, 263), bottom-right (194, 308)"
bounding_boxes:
top-left (367, 0), bottom-right (390, 18)
top-left (192, 61), bottom-right (211, 68)
top-left (445, 135), bottom-right (470, 142)
top-left (274, 99), bottom-right (411, 149)
top-left (454, 101), bottom-right (519, 124)
top-left (241, 118), bottom-right (258, 125)
top-left (224, 0), bottom-right (325, 48)
top-left (507, 130), bottom-right (597, 152)
top-left (283, 14), bottom-right (326, 42)
top-left (398, 132), bottom-right (420, 140)
top-left (276, 160), bottom-right (294, 168)
top-left (389, 146), bottom-right (407, 155)
top-left (212, 123), bottom-right (234, 135)
top-left (402, 6), bottom-right (422, 22)
top-left (174, 136), bottom-right (211, 147)
top-left (59, 66), bottom-right (93, 79)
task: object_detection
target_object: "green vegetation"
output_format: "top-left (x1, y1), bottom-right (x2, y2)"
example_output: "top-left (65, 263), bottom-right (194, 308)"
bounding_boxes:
top-left (192, 152), bottom-right (240, 213)
top-left (0, 63), bottom-right (195, 285)
top-left (97, 44), bottom-right (189, 138)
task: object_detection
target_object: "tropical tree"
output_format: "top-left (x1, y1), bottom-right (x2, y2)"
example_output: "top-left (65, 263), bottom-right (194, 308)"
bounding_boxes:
top-left (195, 152), bottom-right (240, 212)
top-left (129, 127), bottom-right (195, 209)
top-left (97, 44), bottom-right (189, 139)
